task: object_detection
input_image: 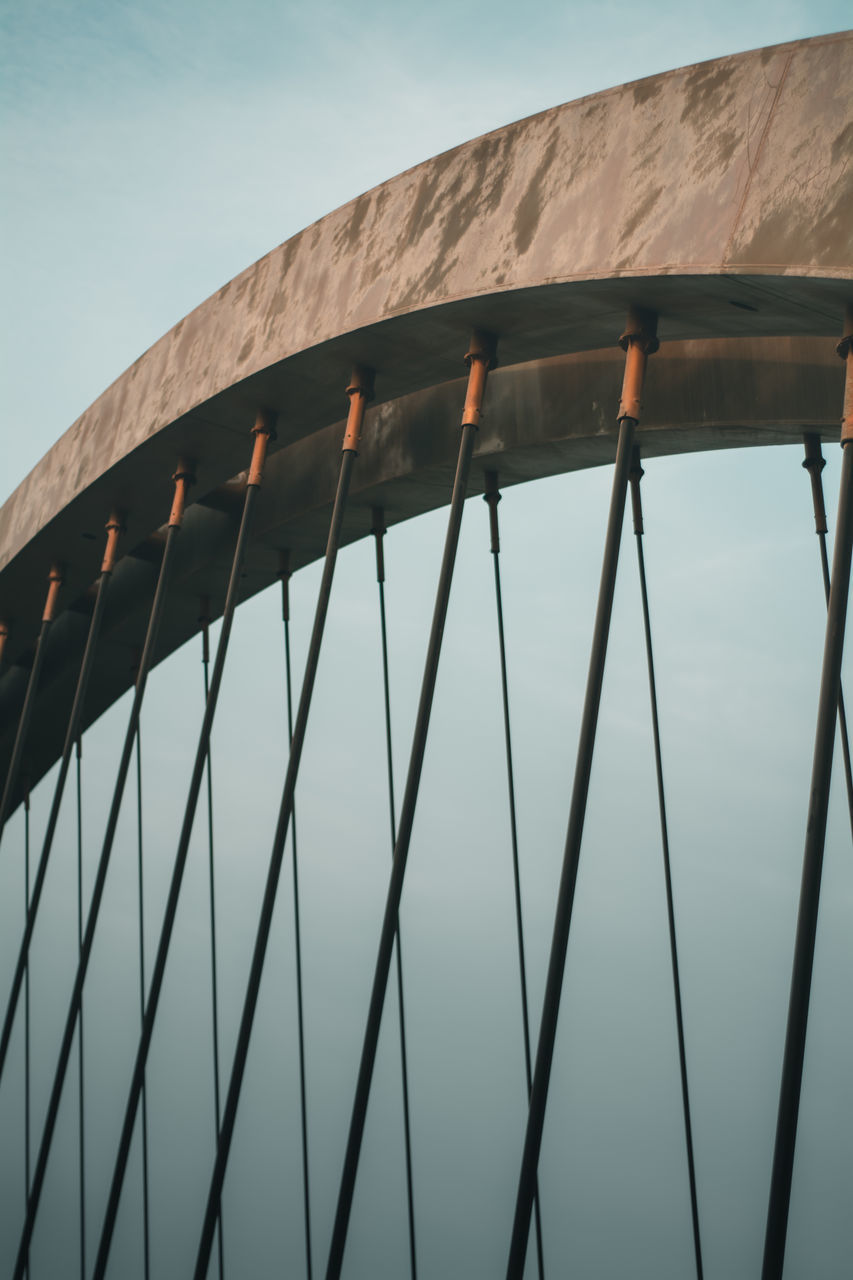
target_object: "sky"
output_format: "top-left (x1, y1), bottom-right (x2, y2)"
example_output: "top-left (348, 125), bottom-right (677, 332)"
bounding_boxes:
top-left (1, 3), bottom-right (852, 1279)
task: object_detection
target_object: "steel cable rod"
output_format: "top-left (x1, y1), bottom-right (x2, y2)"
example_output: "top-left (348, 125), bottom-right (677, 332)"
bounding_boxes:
top-left (762, 318), bottom-right (853, 1280)
top-left (0, 564), bottom-right (63, 841)
top-left (76, 739), bottom-right (87, 1280)
top-left (324, 332), bottom-right (497, 1280)
top-left (802, 434), bottom-right (853, 840)
top-left (0, 518), bottom-right (122, 1081)
top-left (135, 719), bottom-right (152, 1280)
top-left (482, 473), bottom-right (546, 1280)
top-left (371, 508), bottom-right (418, 1280)
top-left (628, 453), bottom-right (704, 1280)
top-left (12, 462), bottom-right (194, 1279)
top-left (278, 553), bottom-right (314, 1280)
top-left (90, 415), bottom-right (275, 1280)
top-left (200, 603), bottom-right (226, 1280)
top-left (506, 310), bottom-right (658, 1279)
top-left (23, 790), bottom-right (30, 1280)
top-left (192, 366), bottom-right (376, 1280)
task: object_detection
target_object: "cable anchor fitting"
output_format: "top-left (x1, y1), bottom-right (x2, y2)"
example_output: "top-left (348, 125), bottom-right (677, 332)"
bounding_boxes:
top-left (628, 448), bottom-right (645, 536)
top-left (802, 434), bottom-right (828, 534)
top-left (248, 408), bottom-right (277, 487)
top-left (169, 460), bottom-right (196, 529)
top-left (277, 550), bottom-right (292, 622)
top-left (483, 469), bottom-right (502, 553)
top-left (42, 564), bottom-right (64, 623)
top-left (101, 512), bottom-right (125, 575)
top-left (462, 330), bottom-right (498, 430)
top-left (618, 307), bottom-right (659, 425)
top-left (371, 507), bottom-right (387, 584)
top-left (343, 366), bottom-right (375, 453)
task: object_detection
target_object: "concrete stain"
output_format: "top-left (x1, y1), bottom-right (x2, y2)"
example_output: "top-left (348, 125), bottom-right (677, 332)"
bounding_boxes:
top-left (680, 63), bottom-right (736, 126)
top-left (513, 134), bottom-right (560, 257)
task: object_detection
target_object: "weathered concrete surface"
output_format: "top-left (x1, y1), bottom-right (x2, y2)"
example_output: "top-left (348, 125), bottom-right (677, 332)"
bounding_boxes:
top-left (1, 33), bottom-right (851, 594)
top-left (0, 336), bottom-right (845, 802)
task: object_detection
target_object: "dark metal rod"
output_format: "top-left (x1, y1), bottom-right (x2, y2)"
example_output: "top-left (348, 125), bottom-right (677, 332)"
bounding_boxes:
top-left (280, 564), bottom-right (314, 1280)
top-left (23, 790), bottom-right (30, 1280)
top-left (0, 565), bottom-right (63, 839)
top-left (12, 467), bottom-right (190, 1279)
top-left (201, 613), bottom-right (226, 1280)
top-left (802, 435), bottom-right (853, 841)
top-left (1, 553), bottom-right (115, 1081)
top-left (483, 478), bottom-right (546, 1280)
top-left (135, 722), bottom-right (151, 1280)
top-left (762, 435), bottom-right (853, 1280)
top-left (92, 424), bottom-right (272, 1280)
top-left (193, 413), bottom-right (366, 1279)
top-left (629, 456), bottom-right (704, 1280)
top-left (76, 739), bottom-right (87, 1280)
top-left (372, 512), bottom-right (418, 1280)
top-left (325, 338), bottom-right (493, 1278)
top-left (506, 414), bottom-right (636, 1278)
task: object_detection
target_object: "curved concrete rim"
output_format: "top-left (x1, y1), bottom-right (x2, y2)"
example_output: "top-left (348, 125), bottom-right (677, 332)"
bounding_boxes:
top-left (0, 33), bottom-right (851, 801)
top-left (1, 31), bottom-right (851, 584)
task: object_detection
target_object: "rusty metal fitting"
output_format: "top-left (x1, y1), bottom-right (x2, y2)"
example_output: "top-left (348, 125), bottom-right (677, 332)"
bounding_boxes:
top-left (101, 511), bottom-right (124, 574)
top-left (802, 434), bottom-right (828, 533)
top-left (629, 449), bottom-right (645, 535)
top-left (618, 308), bottom-right (658, 424)
top-left (838, 305), bottom-right (853, 445)
top-left (342, 366), bottom-right (375, 453)
top-left (169, 460), bottom-right (195, 528)
top-left (42, 564), bottom-right (64, 623)
top-left (248, 408), bottom-right (277, 486)
top-left (483, 470), bottom-right (501, 553)
top-left (0, 621), bottom-right (8, 667)
top-left (462, 331), bottom-right (498, 429)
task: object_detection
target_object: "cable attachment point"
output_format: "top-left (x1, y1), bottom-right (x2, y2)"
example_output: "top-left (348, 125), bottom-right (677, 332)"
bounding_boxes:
top-left (42, 564), bottom-right (64, 623)
top-left (248, 408), bottom-right (277, 487)
top-left (343, 366), bottom-right (375, 453)
top-left (802, 434), bottom-right (828, 534)
top-left (837, 304), bottom-right (853, 446)
top-left (462, 331), bottom-right (498, 429)
top-left (483, 469), bottom-right (502, 553)
top-left (277, 550), bottom-right (292, 622)
top-left (101, 511), bottom-right (125, 575)
top-left (628, 448), bottom-right (645, 536)
top-left (0, 620), bottom-right (8, 667)
top-left (618, 307), bottom-right (658, 424)
top-left (371, 507), bottom-right (387, 583)
top-left (169, 460), bottom-right (196, 529)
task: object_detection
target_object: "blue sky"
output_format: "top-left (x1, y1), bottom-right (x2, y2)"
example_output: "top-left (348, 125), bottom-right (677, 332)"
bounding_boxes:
top-left (1, 4), bottom-right (852, 1279)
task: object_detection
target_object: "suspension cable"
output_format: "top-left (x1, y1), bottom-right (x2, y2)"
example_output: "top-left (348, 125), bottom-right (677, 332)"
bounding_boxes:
top-left (23, 786), bottom-right (30, 1280)
top-left (762, 312), bottom-right (853, 1279)
top-left (278, 552), bottom-right (314, 1280)
top-left (91, 414), bottom-right (275, 1280)
top-left (629, 452), bottom-right (704, 1280)
top-left (506, 308), bottom-right (658, 1278)
top-left (482, 474), bottom-right (545, 1280)
top-left (371, 507), bottom-right (418, 1280)
top-left (0, 564), bottom-right (63, 840)
top-left (801, 434), bottom-right (853, 839)
top-left (12, 462), bottom-right (193, 1279)
top-left (1, 517), bottom-right (122, 1078)
top-left (324, 331), bottom-right (497, 1280)
top-left (76, 737), bottom-right (87, 1280)
top-left (193, 366), bottom-right (376, 1280)
top-left (135, 712), bottom-right (152, 1280)
top-left (200, 598), bottom-right (226, 1280)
